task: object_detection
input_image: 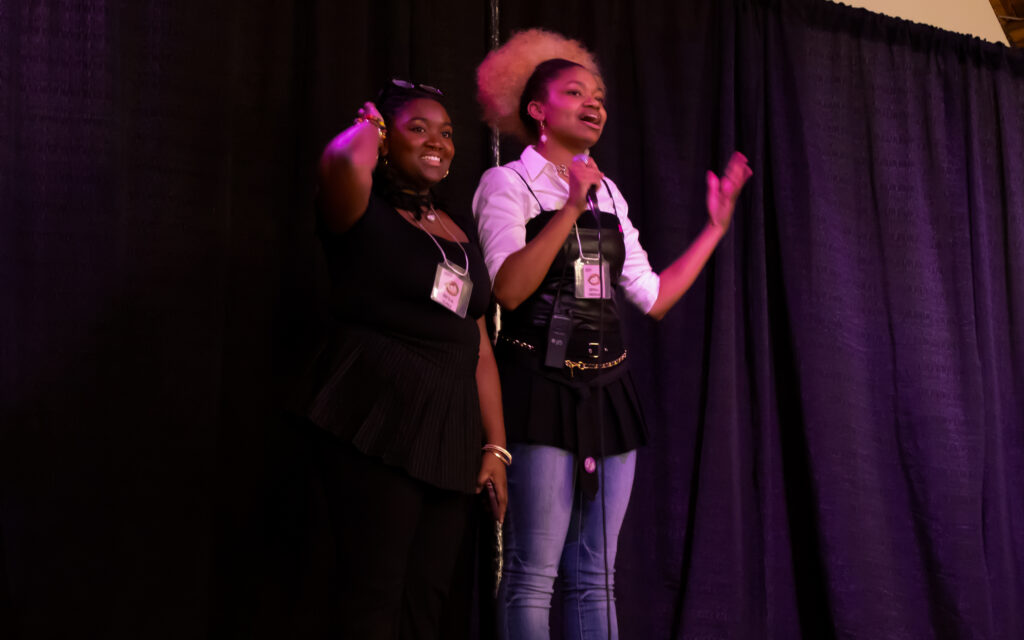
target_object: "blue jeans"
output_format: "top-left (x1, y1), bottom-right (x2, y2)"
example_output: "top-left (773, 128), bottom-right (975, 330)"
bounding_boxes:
top-left (497, 444), bottom-right (637, 640)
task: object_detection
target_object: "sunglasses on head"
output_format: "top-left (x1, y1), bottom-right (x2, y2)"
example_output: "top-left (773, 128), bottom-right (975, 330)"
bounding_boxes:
top-left (390, 78), bottom-right (444, 96)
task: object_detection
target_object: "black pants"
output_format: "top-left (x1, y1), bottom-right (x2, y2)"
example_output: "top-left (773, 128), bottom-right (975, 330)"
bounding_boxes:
top-left (319, 439), bottom-right (472, 640)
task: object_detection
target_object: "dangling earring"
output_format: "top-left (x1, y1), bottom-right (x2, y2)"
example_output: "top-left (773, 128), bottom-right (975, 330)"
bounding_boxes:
top-left (538, 120), bottom-right (548, 144)
top-left (382, 154), bottom-right (389, 167)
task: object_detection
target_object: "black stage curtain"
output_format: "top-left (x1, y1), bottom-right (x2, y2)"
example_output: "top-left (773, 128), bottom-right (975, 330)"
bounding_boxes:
top-left (2, 1), bottom-right (1023, 638)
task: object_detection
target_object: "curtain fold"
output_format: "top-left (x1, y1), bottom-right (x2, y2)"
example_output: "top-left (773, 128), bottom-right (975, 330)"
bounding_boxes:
top-left (614, 1), bottom-right (1024, 637)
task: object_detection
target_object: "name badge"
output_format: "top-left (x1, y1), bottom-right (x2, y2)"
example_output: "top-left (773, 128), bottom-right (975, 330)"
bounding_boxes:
top-left (574, 257), bottom-right (611, 299)
top-left (431, 263), bottom-right (473, 317)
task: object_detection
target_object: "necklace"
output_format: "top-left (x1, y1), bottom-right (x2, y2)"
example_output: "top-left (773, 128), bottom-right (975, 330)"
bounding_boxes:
top-left (556, 163), bottom-right (568, 177)
top-left (424, 206), bottom-right (438, 222)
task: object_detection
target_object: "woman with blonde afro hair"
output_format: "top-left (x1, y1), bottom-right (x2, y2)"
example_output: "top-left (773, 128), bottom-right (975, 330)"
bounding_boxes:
top-left (472, 29), bottom-right (753, 640)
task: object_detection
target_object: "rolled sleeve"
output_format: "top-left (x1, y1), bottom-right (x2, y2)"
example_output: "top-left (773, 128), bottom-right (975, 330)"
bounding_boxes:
top-left (606, 182), bottom-right (661, 314)
top-left (472, 166), bottom-right (536, 284)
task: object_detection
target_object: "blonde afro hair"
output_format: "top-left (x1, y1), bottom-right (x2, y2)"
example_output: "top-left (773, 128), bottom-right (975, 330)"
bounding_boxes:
top-left (477, 28), bottom-right (601, 144)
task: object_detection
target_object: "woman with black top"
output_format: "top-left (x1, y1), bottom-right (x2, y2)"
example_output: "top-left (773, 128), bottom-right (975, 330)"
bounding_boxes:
top-left (297, 80), bottom-right (508, 639)
top-left (472, 30), bottom-right (752, 639)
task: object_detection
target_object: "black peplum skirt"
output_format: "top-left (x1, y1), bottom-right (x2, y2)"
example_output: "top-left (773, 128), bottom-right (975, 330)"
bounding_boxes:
top-left (291, 324), bottom-right (482, 494)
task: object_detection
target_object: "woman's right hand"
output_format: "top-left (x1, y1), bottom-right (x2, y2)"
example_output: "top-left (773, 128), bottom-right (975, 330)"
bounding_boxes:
top-left (355, 102), bottom-right (384, 129)
top-left (490, 155), bottom-right (604, 309)
top-left (318, 101), bottom-right (386, 233)
top-left (566, 155), bottom-right (605, 213)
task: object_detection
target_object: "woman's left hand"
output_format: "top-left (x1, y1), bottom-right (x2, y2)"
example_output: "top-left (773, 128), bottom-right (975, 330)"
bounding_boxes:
top-left (706, 151), bottom-right (753, 230)
top-left (476, 453), bottom-right (508, 524)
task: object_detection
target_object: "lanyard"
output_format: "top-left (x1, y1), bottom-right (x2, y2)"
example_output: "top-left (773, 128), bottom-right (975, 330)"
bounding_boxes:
top-left (411, 207), bottom-right (469, 276)
top-left (572, 183), bottom-right (607, 261)
top-left (573, 222), bottom-right (602, 261)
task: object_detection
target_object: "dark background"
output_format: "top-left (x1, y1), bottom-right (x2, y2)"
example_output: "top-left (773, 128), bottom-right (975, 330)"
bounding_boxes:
top-left (3, 0), bottom-right (1024, 638)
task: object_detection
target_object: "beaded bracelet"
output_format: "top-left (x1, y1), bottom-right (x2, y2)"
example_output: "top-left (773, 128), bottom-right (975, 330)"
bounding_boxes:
top-left (482, 443), bottom-right (512, 466)
top-left (354, 114), bottom-right (386, 140)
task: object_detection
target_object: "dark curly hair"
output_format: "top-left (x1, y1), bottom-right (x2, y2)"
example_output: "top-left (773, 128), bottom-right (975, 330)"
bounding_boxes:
top-left (376, 82), bottom-right (449, 127)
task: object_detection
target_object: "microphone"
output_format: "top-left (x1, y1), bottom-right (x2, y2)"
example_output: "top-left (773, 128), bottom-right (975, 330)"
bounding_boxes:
top-left (573, 152), bottom-right (599, 214)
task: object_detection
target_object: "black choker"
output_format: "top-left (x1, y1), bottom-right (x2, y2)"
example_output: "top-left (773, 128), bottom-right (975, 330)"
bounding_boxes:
top-left (374, 167), bottom-right (444, 220)
top-left (380, 188), bottom-right (438, 221)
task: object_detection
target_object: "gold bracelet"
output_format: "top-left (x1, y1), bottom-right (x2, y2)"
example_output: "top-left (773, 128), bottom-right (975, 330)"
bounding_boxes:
top-left (482, 443), bottom-right (512, 466)
top-left (485, 450), bottom-right (509, 466)
top-left (353, 115), bottom-right (386, 140)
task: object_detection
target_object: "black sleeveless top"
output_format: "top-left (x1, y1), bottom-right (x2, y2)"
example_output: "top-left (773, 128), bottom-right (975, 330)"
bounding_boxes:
top-left (499, 176), bottom-right (628, 360)
top-left (293, 194), bottom-right (492, 493)
top-left (320, 194), bottom-right (491, 347)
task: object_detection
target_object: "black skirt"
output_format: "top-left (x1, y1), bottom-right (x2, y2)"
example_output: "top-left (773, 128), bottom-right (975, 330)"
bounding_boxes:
top-left (494, 334), bottom-right (648, 499)
top-left (292, 324), bottom-right (482, 494)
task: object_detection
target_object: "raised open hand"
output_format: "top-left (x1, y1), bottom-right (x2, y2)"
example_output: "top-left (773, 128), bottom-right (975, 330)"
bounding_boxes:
top-left (706, 151), bottom-right (753, 230)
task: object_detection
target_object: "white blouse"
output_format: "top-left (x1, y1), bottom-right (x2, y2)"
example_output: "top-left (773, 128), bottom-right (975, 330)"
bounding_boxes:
top-left (472, 145), bottom-right (661, 314)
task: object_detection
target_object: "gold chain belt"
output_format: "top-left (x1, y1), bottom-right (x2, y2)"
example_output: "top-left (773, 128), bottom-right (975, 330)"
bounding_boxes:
top-left (498, 334), bottom-right (628, 374)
